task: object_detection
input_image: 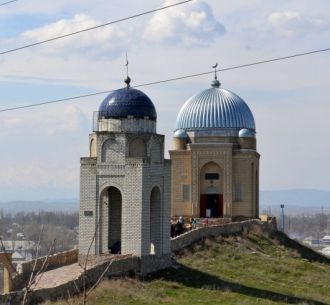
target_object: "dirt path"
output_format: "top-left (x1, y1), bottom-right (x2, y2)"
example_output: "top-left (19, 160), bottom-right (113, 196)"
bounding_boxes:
top-left (30, 254), bottom-right (124, 291)
top-left (31, 263), bottom-right (83, 290)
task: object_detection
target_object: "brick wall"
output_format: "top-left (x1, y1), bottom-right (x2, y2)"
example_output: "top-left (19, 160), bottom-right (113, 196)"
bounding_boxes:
top-left (232, 150), bottom-right (260, 218)
top-left (0, 254), bottom-right (171, 305)
top-left (171, 219), bottom-right (277, 252)
top-left (11, 249), bottom-right (79, 291)
top-left (79, 157), bottom-right (97, 254)
top-left (16, 249), bottom-right (78, 276)
top-left (79, 129), bottom-right (171, 259)
top-left (169, 150), bottom-right (192, 217)
top-left (0, 220), bottom-right (283, 305)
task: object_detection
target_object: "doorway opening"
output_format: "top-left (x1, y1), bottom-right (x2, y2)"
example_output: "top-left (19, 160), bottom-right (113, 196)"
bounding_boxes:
top-left (199, 162), bottom-right (223, 218)
top-left (150, 186), bottom-right (161, 255)
top-left (107, 187), bottom-right (122, 254)
top-left (200, 194), bottom-right (223, 218)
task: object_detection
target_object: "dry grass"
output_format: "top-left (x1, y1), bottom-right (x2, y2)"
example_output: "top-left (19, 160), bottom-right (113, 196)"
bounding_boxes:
top-left (43, 232), bottom-right (330, 305)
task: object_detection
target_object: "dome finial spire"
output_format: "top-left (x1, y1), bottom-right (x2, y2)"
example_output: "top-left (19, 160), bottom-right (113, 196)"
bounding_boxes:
top-left (211, 62), bottom-right (220, 88)
top-left (124, 52), bottom-right (131, 88)
top-left (212, 62), bottom-right (218, 80)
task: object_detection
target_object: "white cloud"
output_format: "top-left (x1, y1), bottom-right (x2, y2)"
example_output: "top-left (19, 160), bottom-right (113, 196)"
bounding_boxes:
top-left (19, 14), bottom-right (126, 54)
top-left (0, 0), bottom-right (100, 17)
top-left (0, 104), bottom-right (90, 136)
top-left (0, 104), bottom-right (91, 194)
top-left (143, 0), bottom-right (225, 45)
top-left (268, 10), bottom-right (328, 37)
top-left (1, 0), bottom-right (330, 197)
top-left (268, 11), bottom-right (301, 27)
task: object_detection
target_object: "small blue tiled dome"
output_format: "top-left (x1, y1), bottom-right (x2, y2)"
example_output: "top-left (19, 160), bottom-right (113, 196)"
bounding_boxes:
top-left (174, 129), bottom-right (188, 138)
top-left (99, 87), bottom-right (157, 121)
top-left (239, 128), bottom-right (256, 138)
top-left (176, 82), bottom-right (255, 131)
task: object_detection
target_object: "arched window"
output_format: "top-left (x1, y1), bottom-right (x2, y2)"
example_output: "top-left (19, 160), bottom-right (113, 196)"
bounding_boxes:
top-left (129, 138), bottom-right (147, 158)
top-left (234, 184), bottom-right (242, 201)
top-left (101, 138), bottom-right (122, 163)
top-left (150, 139), bottom-right (161, 163)
top-left (101, 139), bottom-right (112, 162)
top-left (150, 186), bottom-right (161, 255)
top-left (90, 138), bottom-right (96, 157)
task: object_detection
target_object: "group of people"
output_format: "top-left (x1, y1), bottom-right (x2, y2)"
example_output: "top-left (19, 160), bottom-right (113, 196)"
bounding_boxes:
top-left (170, 216), bottom-right (197, 238)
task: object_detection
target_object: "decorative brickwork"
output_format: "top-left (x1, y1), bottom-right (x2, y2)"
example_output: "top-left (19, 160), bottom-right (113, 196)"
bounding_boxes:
top-left (170, 139), bottom-right (260, 219)
top-left (79, 114), bottom-right (171, 260)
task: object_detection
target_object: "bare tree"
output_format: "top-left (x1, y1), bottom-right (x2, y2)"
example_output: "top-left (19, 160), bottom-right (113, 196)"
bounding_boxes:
top-left (77, 217), bottom-right (113, 305)
top-left (1, 213), bottom-right (115, 304)
top-left (21, 227), bottom-right (56, 305)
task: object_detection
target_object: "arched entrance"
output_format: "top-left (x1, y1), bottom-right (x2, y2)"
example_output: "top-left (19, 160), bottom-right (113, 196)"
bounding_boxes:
top-left (108, 187), bottom-right (122, 253)
top-left (199, 162), bottom-right (223, 218)
top-left (100, 186), bottom-right (122, 254)
top-left (150, 186), bottom-right (161, 255)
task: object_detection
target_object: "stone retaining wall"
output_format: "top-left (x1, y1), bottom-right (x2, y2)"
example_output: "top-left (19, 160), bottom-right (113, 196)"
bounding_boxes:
top-left (171, 219), bottom-right (277, 252)
top-left (16, 249), bottom-right (78, 276)
top-left (140, 254), bottom-right (171, 275)
top-left (12, 249), bottom-right (79, 291)
top-left (0, 253), bottom-right (172, 304)
top-left (0, 220), bottom-right (277, 304)
top-left (1, 256), bottom-right (140, 305)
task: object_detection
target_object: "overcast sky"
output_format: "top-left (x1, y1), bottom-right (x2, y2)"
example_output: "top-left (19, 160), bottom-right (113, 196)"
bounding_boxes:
top-left (0, 0), bottom-right (329, 200)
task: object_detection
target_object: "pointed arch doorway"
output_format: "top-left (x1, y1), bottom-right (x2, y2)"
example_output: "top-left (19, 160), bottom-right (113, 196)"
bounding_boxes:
top-left (99, 186), bottom-right (122, 254)
top-left (107, 187), bottom-right (122, 252)
top-left (199, 162), bottom-right (223, 218)
top-left (150, 186), bottom-right (161, 255)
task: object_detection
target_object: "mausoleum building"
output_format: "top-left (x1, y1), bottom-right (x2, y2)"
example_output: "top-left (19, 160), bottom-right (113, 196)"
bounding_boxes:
top-left (79, 71), bottom-right (260, 259)
top-left (170, 75), bottom-right (260, 220)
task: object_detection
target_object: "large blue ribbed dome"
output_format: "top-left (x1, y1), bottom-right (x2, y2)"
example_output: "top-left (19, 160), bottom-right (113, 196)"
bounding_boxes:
top-left (176, 84), bottom-right (255, 131)
top-left (99, 87), bottom-right (157, 121)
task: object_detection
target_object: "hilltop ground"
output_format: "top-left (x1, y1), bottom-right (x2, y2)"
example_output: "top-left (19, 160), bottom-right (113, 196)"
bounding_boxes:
top-left (44, 227), bottom-right (330, 305)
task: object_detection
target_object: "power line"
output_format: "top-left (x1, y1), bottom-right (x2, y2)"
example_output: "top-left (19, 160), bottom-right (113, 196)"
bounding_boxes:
top-left (134, 47), bottom-right (330, 88)
top-left (0, 0), bottom-right (192, 56)
top-left (0, 90), bottom-right (113, 112)
top-left (0, 47), bottom-right (329, 113)
top-left (0, 0), bottom-right (18, 7)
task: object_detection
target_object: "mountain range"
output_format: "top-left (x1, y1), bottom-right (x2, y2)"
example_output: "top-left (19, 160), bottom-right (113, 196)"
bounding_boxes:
top-left (0, 189), bottom-right (329, 215)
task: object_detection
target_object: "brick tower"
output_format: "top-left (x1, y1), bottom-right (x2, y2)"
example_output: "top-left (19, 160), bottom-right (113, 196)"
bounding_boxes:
top-left (79, 76), bottom-right (171, 268)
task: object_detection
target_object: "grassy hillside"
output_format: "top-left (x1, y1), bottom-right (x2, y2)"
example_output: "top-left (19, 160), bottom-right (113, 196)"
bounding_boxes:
top-left (44, 229), bottom-right (330, 305)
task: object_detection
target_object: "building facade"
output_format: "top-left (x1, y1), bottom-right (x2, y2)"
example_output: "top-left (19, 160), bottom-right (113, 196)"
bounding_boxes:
top-left (79, 72), bottom-right (260, 259)
top-left (79, 78), bottom-right (171, 258)
top-left (170, 76), bottom-right (260, 220)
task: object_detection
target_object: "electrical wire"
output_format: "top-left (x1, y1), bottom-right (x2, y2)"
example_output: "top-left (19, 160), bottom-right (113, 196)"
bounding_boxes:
top-left (0, 47), bottom-right (329, 113)
top-left (0, 0), bottom-right (192, 55)
top-left (0, 0), bottom-right (18, 7)
top-left (135, 47), bottom-right (330, 88)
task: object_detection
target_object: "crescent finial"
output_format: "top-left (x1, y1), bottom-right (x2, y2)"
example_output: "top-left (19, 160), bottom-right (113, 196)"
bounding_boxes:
top-left (124, 52), bottom-right (131, 88)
